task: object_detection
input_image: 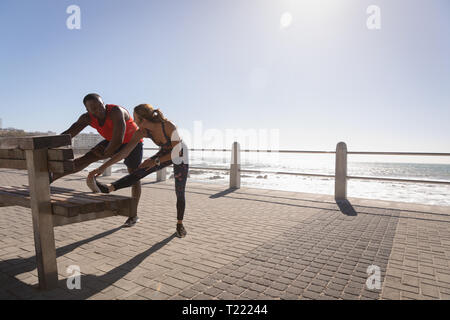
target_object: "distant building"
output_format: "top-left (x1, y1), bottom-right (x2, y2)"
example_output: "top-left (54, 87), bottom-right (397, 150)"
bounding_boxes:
top-left (0, 127), bottom-right (57, 137)
top-left (72, 132), bottom-right (103, 149)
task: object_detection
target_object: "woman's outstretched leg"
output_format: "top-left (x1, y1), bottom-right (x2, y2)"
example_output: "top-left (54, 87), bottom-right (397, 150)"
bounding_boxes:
top-left (93, 160), bottom-right (173, 193)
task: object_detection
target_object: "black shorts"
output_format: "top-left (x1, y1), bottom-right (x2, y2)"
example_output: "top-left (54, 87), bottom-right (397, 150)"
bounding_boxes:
top-left (94, 140), bottom-right (143, 170)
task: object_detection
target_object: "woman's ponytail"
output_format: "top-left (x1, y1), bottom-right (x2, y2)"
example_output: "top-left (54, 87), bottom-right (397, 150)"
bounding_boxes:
top-left (134, 104), bottom-right (167, 122)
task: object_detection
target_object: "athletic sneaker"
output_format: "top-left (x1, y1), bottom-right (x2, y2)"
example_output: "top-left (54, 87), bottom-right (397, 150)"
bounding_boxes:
top-left (87, 175), bottom-right (110, 193)
top-left (86, 175), bottom-right (101, 193)
top-left (176, 223), bottom-right (187, 238)
top-left (123, 216), bottom-right (140, 227)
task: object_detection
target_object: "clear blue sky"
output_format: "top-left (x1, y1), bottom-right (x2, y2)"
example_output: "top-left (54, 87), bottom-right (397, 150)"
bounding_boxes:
top-left (0, 0), bottom-right (449, 159)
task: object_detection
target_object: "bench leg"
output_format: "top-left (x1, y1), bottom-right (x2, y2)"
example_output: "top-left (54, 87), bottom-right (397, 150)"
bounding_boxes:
top-left (26, 149), bottom-right (58, 290)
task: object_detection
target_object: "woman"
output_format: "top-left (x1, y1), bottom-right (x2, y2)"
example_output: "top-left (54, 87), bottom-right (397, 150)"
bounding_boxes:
top-left (88, 104), bottom-right (189, 238)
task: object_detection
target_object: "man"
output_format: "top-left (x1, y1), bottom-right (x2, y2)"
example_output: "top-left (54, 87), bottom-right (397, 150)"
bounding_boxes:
top-left (53, 93), bottom-right (143, 227)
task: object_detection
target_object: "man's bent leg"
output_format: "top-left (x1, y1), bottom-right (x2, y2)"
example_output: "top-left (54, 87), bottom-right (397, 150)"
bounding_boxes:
top-left (52, 151), bottom-right (103, 181)
top-left (127, 167), bottom-right (141, 218)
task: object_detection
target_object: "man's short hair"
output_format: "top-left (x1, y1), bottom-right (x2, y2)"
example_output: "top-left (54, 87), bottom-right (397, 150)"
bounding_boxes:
top-left (83, 93), bottom-right (102, 105)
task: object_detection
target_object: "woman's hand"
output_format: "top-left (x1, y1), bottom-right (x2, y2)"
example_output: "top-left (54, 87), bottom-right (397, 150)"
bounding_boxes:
top-left (138, 158), bottom-right (156, 171)
top-left (88, 167), bottom-right (105, 179)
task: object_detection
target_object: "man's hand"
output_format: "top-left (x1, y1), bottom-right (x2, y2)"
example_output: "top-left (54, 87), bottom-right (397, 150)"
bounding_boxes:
top-left (138, 158), bottom-right (156, 171)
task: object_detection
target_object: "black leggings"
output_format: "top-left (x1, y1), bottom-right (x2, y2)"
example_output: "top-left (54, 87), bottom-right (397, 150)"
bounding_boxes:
top-left (111, 160), bottom-right (189, 221)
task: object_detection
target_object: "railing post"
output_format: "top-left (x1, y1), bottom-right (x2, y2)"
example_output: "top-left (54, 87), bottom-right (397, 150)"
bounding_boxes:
top-left (230, 141), bottom-right (241, 189)
top-left (157, 167), bottom-right (167, 182)
top-left (335, 142), bottom-right (347, 201)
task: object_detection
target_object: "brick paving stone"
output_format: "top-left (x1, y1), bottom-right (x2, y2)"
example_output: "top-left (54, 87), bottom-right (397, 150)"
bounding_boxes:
top-left (382, 286), bottom-right (401, 300)
top-left (264, 288), bottom-right (284, 298)
top-left (254, 278), bottom-right (272, 287)
top-left (343, 286), bottom-right (361, 296)
top-left (280, 293), bottom-right (299, 300)
top-left (269, 282), bottom-right (288, 291)
top-left (137, 289), bottom-right (170, 300)
top-left (361, 289), bottom-right (381, 300)
top-left (161, 277), bottom-right (191, 290)
top-left (301, 290), bottom-right (320, 299)
top-left (341, 292), bottom-right (359, 300)
top-left (235, 279), bottom-right (254, 290)
top-left (324, 288), bottom-right (342, 299)
top-left (200, 278), bottom-right (216, 287)
top-left (241, 289), bottom-right (260, 300)
top-left (308, 284), bottom-right (325, 294)
top-left (203, 286), bottom-right (222, 297)
top-left (217, 292), bottom-right (239, 300)
top-left (286, 285), bottom-right (303, 295)
top-left (330, 278), bottom-right (347, 286)
top-left (191, 283), bottom-right (209, 292)
top-left (420, 282), bottom-right (440, 298)
top-left (402, 274), bottom-right (420, 288)
top-left (179, 289), bottom-right (198, 299)
top-left (212, 281), bottom-right (230, 291)
top-left (227, 285), bottom-right (246, 295)
top-left (192, 293), bottom-right (215, 300)
top-left (221, 276), bottom-right (239, 285)
top-left (249, 283), bottom-right (266, 293)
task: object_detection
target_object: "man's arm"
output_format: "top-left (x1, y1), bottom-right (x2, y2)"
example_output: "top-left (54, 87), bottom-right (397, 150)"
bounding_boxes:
top-left (61, 113), bottom-right (90, 138)
top-left (103, 107), bottom-right (126, 157)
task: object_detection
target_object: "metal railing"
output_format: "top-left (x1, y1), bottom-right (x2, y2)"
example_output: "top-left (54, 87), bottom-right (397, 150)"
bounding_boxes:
top-left (155, 142), bottom-right (450, 200)
top-left (76, 142), bottom-right (450, 199)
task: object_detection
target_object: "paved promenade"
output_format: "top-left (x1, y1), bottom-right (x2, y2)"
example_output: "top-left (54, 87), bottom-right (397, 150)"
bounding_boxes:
top-left (0, 168), bottom-right (449, 300)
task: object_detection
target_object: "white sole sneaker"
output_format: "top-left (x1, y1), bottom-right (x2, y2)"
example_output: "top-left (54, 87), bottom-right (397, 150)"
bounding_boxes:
top-left (123, 217), bottom-right (140, 227)
top-left (86, 175), bottom-right (101, 193)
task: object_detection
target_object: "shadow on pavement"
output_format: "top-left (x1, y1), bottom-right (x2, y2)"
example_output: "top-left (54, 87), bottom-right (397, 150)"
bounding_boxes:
top-left (209, 187), bottom-right (239, 199)
top-left (0, 227), bottom-right (176, 299)
top-left (336, 199), bottom-right (357, 216)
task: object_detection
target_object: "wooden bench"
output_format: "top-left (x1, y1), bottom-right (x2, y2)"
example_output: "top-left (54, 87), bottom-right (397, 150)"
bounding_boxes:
top-left (0, 135), bottom-right (136, 290)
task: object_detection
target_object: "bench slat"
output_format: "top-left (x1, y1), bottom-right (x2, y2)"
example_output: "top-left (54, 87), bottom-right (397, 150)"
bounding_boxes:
top-left (53, 210), bottom-right (127, 227)
top-left (48, 148), bottom-right (74, 161)
top-left (0, 159), bottom-right (74, 173)
top-left (0, 188), bottom-right (31, 207)
top-left (6, 186), bottom-right (87, 217)
top-left (0, 148), bottom-right (74, 161)
top-left (0, 186), bottom-right (132, 219)
top-left (49, 191), bottom-right (107, 214)
top-left (0, 135), bottom-right (72, 150)
top-left (51, 186), bottom-right (132, 211)
top-left (4, 186), bottom-right (94, 217)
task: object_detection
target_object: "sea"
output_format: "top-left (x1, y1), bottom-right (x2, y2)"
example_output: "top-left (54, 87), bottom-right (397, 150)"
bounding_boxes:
top-left (85, 150), bottom-right (450, 207)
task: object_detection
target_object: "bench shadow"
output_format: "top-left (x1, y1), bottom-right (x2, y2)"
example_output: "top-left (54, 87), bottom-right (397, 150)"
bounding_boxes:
top-left (0, 227), bottom-right (123, 278)
top-left (62, 177), bottom-right (87, 182)
top-left (1, 232), bottom-right (177, 299)
top-left (141, 180), bottom-right (166, 186)
top-left (64, 233), bottom-right (177, 299)
top-left (209, 187), bottom-right (239, 199)
top-left (336, 199), bottom-right (357, 216)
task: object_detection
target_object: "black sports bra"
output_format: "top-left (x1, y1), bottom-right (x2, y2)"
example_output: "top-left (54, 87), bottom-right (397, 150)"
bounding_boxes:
top-left (145, 121), bottom-right (172, 149)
